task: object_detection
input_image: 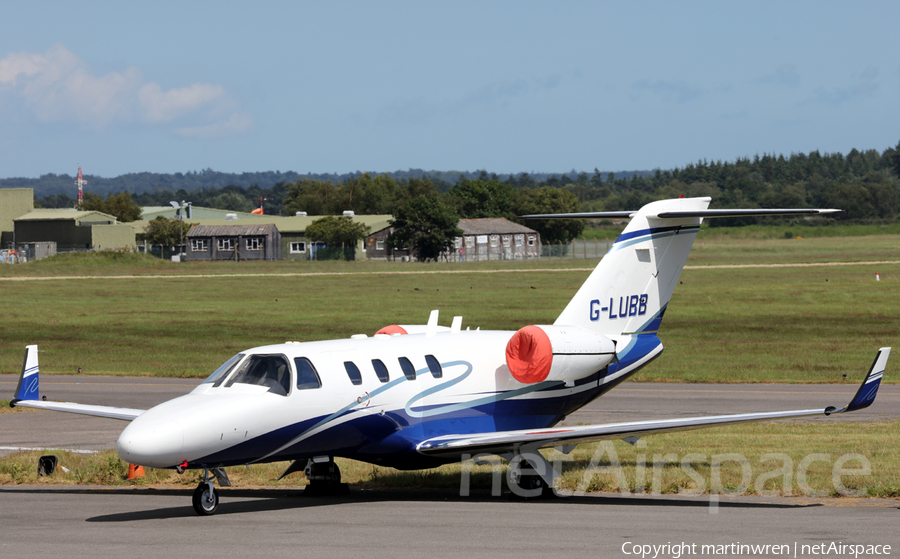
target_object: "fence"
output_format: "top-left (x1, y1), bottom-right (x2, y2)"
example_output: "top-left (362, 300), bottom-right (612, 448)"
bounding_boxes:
top-left (541, 239), bottom-right (612, 259)
top-left (1, 242), bottom-right (58, 264)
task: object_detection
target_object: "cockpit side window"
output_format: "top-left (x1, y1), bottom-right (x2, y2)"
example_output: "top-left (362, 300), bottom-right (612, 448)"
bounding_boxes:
top-left (372, 359), bottom-right (389, 383)
top-left (295, 357), bottom-right (322, 390)
top-left (204, 353), bottom-right (244, 387)
top-left (398, 357), bottom-right (416, 381)
top-left (425, 355), bottom-right (443, 378)
top-left (344, 361), bottom-right (362, 385)
top-left (224, 354), bottom-right (291, 396)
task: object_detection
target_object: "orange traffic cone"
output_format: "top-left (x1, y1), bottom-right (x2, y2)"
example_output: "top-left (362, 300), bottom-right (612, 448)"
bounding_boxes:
top-left (127, 463), bottom-right (145, 480)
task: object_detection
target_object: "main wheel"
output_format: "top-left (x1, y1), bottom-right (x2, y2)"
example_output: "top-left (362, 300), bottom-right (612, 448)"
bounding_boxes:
top-left (192, 483), bottom-right (219, 516)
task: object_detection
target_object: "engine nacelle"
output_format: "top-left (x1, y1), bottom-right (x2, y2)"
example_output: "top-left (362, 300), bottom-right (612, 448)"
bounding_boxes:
top-left (505, 325), bottom-right (617, 384)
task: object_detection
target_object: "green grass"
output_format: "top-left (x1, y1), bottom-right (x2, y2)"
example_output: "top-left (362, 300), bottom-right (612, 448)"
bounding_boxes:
top-left (0, 237), bottom-right (898, 381)
top-left (5, 421), bottom-right (898, 497)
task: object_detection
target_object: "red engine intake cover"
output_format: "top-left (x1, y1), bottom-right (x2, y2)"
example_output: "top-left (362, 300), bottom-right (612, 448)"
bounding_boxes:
top-left (505, 325), bottom-right (553, 383)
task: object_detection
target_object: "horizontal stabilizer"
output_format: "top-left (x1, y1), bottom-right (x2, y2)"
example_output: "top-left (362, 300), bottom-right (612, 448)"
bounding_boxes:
top-left (520, 208), bottom-right (841, 220)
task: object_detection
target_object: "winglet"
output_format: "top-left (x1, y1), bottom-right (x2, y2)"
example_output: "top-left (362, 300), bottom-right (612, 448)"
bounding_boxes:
top-left (12, 345), bottom-right (40, 406)
top-left (841, 347), bottom-right (890, 413)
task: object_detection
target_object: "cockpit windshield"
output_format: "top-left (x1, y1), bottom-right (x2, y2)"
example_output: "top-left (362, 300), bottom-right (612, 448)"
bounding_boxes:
top-left (224, 354), bottom-right (292, 396)
top-left (203, 353), bottom-right (244, 386)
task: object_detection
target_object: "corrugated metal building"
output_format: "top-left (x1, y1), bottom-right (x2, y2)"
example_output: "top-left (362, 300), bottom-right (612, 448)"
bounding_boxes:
top-left (455, 218), bottom-right (540, 261)
top-left (14, 210), bottom-right (136, 251)
top-left (0, 188), bottom-right (34, 246)
top-left (365, 217), bottom-right (540, 261)
top-left (186, 224), bottom-right (281, 261)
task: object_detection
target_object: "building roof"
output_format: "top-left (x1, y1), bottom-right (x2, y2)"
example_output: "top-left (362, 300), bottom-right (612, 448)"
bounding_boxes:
top-left (133, 214), bottom-right (392, 235)
top-left (458, 218), bottom-right (537, 235)
top-left (187, 224), bottom-right (278, 237)
top-left (14, 209), bottom-right (119, 224)
top-left (141, 206), bottom-right (260, 220)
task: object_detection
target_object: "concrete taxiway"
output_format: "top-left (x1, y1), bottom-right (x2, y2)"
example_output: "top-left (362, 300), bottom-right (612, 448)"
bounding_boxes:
top-left (0, 487), bottom-right (896, 559)
top-left (1, 375), bottom-right (897, 557)
top-left (2, 374), bottom-right (898, 456)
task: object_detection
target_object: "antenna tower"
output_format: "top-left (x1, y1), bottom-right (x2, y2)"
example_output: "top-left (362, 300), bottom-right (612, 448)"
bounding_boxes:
top-left (75, 165), bottom-right (88, 205)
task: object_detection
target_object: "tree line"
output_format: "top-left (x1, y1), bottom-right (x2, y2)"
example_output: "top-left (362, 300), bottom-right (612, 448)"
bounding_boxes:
top-left (24, 141), bottom-right (900, 259)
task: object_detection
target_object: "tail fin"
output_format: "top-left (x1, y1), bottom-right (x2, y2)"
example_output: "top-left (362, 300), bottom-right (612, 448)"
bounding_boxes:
top-left (555, 197), bottom-right (710, 335)
top-left (13, 345), bottom-right (40, 403)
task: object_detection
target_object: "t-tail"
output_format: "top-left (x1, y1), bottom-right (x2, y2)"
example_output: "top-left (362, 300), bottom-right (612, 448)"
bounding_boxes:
top-left (512, 197), bottom-right (840, 386)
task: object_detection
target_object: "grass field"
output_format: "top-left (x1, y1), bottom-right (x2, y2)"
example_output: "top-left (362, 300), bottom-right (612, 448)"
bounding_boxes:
top-left (1, 235), bottom-right (897, 382)
top-left (1, 235), bottom-right (898, 495)
top-left (4, 422), bottom-right (897, 498)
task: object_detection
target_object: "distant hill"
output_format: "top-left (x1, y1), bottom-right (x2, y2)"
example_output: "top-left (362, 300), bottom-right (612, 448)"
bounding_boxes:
top-left (0, 168), bottom-right (651, 197)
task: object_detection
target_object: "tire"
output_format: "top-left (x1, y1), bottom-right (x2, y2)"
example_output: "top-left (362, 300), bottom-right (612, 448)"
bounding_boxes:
top-left (192, 483), bottom-right (219, 516)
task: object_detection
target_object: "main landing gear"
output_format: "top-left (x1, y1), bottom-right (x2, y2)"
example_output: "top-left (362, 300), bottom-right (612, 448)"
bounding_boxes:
top-left (191, 467), bottom-right (231, 516)
top-left (506, 449), bottom-right (559, 499)
top-left (303, 456), bottom-right (350, 496)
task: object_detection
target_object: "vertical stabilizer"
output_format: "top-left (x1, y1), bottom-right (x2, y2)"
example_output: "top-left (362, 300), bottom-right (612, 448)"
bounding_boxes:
top-left (554, 197), bottom-right (710, 335)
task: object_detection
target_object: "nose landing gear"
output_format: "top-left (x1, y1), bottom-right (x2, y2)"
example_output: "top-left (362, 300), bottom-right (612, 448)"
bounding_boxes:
top-left (191, 467), bottom-right (231, 516)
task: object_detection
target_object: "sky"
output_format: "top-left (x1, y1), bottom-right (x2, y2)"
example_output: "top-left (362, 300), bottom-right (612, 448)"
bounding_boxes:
top-left (1, 1), bottom-right (898, 179)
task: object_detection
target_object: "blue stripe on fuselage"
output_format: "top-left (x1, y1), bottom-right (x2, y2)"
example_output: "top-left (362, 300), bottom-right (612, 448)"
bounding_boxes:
top-left (190, 340), bottom-right (663, 470)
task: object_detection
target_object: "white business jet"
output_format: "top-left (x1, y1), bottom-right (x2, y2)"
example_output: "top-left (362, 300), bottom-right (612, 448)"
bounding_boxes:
top-left (10, 197), bottom-right (890, 515)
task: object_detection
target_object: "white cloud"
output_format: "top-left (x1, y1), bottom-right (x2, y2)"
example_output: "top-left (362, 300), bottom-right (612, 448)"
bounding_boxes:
top-left (138, 82), bottom-right (226, 123)
top-left (176, 112), bottom-right (254, 139)
top-left (0, 44), bottom-right (250, 136)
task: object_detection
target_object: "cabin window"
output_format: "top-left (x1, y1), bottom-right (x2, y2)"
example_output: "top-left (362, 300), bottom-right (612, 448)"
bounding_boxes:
top-left (375, 239), bottom-right (385, 250)
top-left (290, 242), bottom-right (306, 254)
top-left (204, 353), bottom-right (244, 386)
top-left (372, 359), bottom-right (390, 383)
top-left (190, 239), bottom-right (208, 252)
top-left (295, 357), bottom-right (322, 390)
top-left (344, 361), bottom-right (362, 385)
top-left (247, 238), bottom-right (262, 250)
top-left (425, 355), bottom-right (442, 379)
top-left (527, 235), bottom-right (536, 247)
top-left (489, 235), bottom-right (499, 248)
top-left (398, 357), bottom-right (416, 381)
top-left (217, 238), bottom-right (234, 251)
top-left (502, 235), bottom-right (511, 247)
top-left (224, 354), bottom-right (291, 396)
top-left (515, 234), bottom-right (524, 247)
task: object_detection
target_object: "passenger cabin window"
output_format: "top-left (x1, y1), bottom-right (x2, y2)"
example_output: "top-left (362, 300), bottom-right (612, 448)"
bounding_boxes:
top-left (224, 354), bottom-right (291, 396)
top-left (372, 359), bottom-right (390, 383)
top-left (425, 355), bottom-right (442, 378)
top-left (295, 357), bottom-right (322, 390)
top-left (398, 357), bottom-right (416, 381)
top-left (344, 361), bottom-right (362, 385)
top-left (204, 353), bottom-right (244, 386)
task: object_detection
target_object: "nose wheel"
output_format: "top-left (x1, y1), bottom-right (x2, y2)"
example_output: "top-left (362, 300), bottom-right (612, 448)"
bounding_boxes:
top-left (192, 481), bottom-right (219, 515)
top-left (191, 467), bottom-right (229, 516)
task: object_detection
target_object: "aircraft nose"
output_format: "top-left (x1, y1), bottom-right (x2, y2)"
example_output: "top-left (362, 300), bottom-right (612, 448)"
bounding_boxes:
top-left (117, 418), bottom-right (185, 468)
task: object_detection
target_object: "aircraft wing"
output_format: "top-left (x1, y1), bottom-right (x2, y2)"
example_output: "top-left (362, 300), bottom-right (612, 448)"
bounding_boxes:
top-left (417, 347), bottom-right (889, 459)
top-left (9, 345), bottom-right (145, 421)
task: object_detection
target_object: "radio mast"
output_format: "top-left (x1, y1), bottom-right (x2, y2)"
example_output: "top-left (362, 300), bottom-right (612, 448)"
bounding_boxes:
top-left (75, 165), bottom-right (88, 206)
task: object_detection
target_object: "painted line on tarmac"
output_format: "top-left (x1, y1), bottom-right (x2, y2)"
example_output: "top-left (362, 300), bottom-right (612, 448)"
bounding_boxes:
top-left (2, 259), bottom-right (899, 281)
top-left (0, 446), bottom-right (98, 454)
